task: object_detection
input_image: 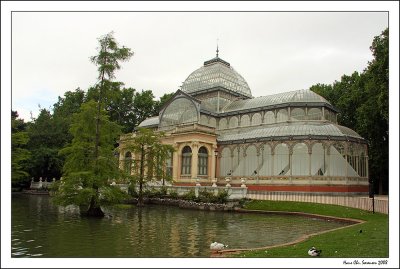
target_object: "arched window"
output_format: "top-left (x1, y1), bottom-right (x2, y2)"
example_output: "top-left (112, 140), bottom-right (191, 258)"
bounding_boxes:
top-left (259, 144), bottom-right (272, 176)
top-left (244, 145), bottom-right (258, 176)
top-left (219, 118), bottom-right (227, 130)
top-left (311, 143), bottom-right (326, 176)
top-left (276, 109), bottom-right (288, 122)
top-left (264, 111), bottom-right (275, 124)
top-left (124, 152), bottom-right (132, 175)
top-left (200, 115), bottom-right (208, 126)
top-left (241, 115), bottom-right (250, 127)
top-left (198, 147), bottom-right (208, 176)
top-left (308, 108), bottom-right (322, 120)
top-left (220, 147), bottom-right (232, 176)
top-left (329, 144), bottom-right (346, 177)
top-left (251, 113), bottom-right (262, 126)
top-left (291, 108), bottom-right (306, 121)
top-left (209, 117), bottom-right (217, 128)
top-left (274, 143), bottom-right (289, 175)
top-left (292, 143), bottom-right (308, 176)
top-left (324, 109), bottom-right (337, 123)
top-left (229, 116), bottom-right (238, 129)
top-left (181, 146), bottom-right (192, 175)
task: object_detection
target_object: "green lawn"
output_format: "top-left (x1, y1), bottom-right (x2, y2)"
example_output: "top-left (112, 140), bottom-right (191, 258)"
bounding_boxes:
top-left (230, 200), bottom-right (388, 258)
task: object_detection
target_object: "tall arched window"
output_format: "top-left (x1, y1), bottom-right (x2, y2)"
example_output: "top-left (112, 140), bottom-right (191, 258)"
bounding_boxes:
top-left (181, 146), bottom-right (192, 175)
top-left (219, 118), bottom-right (227, 130)
top-left (251, 113), bottom-right (262, 126)
top-left (264, 111), bottom-right (275, 124)
top-left (292, 143), bottom-right (308, 176)
top-left (220, 147), bottom-right (232, 176)
top-left (311, 143), bottom-right (326, 175)
top-left (200, 115), bottom-right (209, 126)
top-left (291, 108), bottom-right (306, 121)
top-left (209, 117), bottom-right (217, 128)
top-left (308, 108), bottom-right (322, 120)
top-left (244, 145), bottom-right (258, 176)
top-left (124, 152), bottom-right (132, 175)
top-left (274, 143), bottom-right (289, 175)
top-left (198, 147), bottom-right (208, 176)
top-left (229, 116), bottom-right (238, 129)
top-left (277, 109), bottom-right (288, 122)
top-left (240, 115), bottom-right (250, 127)
top-left (259, 144), bottom-right (272, 176)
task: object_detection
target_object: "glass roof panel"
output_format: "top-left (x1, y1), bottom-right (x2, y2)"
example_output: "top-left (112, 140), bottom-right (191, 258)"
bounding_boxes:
top-left (217, 122), bottom-right (363, 142)
top-left (160, 97), bottom-right (198, 128)
top-left (223, 90), bottom-right (332, 112)
top-left (181, 57), bottom-right (252, 98)
top-left (138, 116), bottom-right (159, 127)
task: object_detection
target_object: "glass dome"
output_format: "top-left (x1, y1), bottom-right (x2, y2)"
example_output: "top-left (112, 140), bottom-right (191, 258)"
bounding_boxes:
top-left (181, 57), bottom-right (252, 98)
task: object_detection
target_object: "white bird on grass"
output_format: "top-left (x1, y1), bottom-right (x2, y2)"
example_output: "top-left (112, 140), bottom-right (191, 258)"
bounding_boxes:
top-left (210, 242), bottom-right (228, 251)
top-left (308, 247), bottom-right (322, 257)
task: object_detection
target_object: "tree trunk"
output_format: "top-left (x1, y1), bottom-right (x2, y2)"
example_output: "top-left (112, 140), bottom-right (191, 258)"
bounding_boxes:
top-left (137, 144), bottom-right (145, 207)
top-left (86, 196), bottom-right (104, 217)
top-left (138, 180), bottom-right (144, 207)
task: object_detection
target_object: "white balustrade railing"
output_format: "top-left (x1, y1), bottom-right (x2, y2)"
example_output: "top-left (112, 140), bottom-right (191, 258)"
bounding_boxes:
top-left (29, 177), bottom-right (56, 190)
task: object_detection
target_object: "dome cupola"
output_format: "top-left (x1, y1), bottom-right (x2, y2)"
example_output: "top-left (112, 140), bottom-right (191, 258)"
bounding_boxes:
top-left (181, 51), bottom-right (252, 98)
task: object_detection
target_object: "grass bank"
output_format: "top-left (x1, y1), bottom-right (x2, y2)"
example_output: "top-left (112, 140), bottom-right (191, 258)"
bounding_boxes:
top-left (230, 200), bottom-right (388, 258)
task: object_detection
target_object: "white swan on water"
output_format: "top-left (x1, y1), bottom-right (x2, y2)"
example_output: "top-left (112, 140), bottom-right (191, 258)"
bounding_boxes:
top-left (210, 242), bottom-right (228, 251)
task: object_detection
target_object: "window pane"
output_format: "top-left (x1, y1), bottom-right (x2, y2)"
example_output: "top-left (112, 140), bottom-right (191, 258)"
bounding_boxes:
top-left (160, 98), bottom-right (198, 128)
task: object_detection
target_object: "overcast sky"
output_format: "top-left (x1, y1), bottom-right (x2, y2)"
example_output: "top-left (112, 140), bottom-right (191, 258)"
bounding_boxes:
top-left (10, 11), bottom-right (388, 121)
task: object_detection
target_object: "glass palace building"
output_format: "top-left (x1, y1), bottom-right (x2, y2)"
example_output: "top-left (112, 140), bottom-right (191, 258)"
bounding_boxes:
top-left (119, 53), bottom-right (369, 193)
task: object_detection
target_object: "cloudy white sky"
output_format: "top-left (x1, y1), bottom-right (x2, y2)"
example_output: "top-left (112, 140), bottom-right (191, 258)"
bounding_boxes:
top-left (8, 6), bottom-right (389, 121)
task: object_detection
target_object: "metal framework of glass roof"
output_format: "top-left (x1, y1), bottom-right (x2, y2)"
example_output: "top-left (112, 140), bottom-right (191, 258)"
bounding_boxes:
top-left (217, 122), bottom-right (364, 143)
top-left (222, 90), bottom-right (333, 113)
top-left (181, 57), bottom-right (252, 98)
top-left (138, 116), bottom-right (159, 128)
top-left (136, 55), bottom-right (360, 145)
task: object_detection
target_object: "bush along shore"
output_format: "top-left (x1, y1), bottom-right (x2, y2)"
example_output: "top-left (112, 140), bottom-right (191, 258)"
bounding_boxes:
top-left (124, 197), bottom-right (243, 211)
top-left (122, 187), bottom-right (246, 211)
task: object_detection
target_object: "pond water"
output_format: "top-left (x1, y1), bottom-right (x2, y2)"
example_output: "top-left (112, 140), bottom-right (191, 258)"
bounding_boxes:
top-left (12, 194), bottom-right (346, 258)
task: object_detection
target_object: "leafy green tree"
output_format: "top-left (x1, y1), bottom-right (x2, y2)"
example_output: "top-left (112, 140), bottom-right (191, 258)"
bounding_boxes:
top-left (126, 128), bottom-right (174, 206)
top-left (310, 28), bottom-right (389, 194)
top-left (26, 108), bottom-right (64, 180)
top-left (53, 88), bottom-right (86, 144)
top-left (52, 101), bottom-right (126, 217)
top-left (52, 32), bottom-right (133, 217)
top-left (86, 84), bottom-right (174, 133)
top-left (86, 83), bottom-right (138, 133)
top-left (133, 90), bottom-right (157, 126)
top-left (356, 28), bottom-right (389, 194)
top-left (11, 111), bottom-right (30, 185)
top-left (89, 31), bottom-right (133, 158)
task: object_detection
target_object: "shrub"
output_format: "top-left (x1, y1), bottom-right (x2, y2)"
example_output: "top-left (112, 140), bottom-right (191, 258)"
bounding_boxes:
top-left (182, 189), bottom-right (198, 201)
top-left (159, 187), bottom-right (168, 197)
top-left (168, 191), bottom-right (179, 199)
top-left (198, 189), bottom-right (216, 203)
top-left (143, 188), bottom-right (155, 198)
top-left (216, 190), bottom-right (229, 204)
top-left (128, 183), bottom-right (138, 198)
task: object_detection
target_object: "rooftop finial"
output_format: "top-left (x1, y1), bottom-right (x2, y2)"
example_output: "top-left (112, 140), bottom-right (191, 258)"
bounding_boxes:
top-left (216, 38), bottom-right (219, 57)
